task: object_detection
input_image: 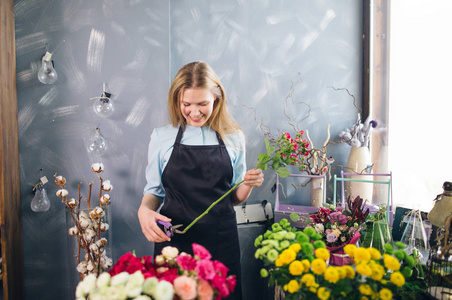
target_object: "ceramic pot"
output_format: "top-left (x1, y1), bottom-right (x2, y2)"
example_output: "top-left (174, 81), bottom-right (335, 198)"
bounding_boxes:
top-left (346, 147), bottom-right (373, 203)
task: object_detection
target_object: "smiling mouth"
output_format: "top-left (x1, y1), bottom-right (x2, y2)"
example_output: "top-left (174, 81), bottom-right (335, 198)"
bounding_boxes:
top-left (189, 115), bottom-right (203, 122)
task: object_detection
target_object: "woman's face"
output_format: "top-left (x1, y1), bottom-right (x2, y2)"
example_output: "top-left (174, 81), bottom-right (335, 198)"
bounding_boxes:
top-left (180, 88), bottom-right (216, 127)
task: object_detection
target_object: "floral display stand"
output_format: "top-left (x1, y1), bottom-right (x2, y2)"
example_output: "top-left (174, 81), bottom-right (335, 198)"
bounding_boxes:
top-left (333, 171), bottom-right (394, 226)
top-left (274, 173), bottom-right (326, 228)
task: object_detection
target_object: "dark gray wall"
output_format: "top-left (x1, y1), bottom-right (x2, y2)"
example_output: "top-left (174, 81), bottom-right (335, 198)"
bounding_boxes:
top-left (15, 0), bottom-right (362, 299)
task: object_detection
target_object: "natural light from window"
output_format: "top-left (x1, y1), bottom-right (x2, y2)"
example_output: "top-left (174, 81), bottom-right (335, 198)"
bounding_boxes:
top-left (389, 0), bottom-right (452, 213)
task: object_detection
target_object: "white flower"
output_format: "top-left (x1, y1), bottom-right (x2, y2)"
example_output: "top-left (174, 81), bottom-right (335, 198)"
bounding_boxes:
top-left (67, 198), bottom-right (78, 208)
top-left (96, 237), bottom-right (108, 248)
top-left (154, 255), bottom-right (165, 266)
top-left (90, 243), bottom-right (99, 254)
top-left (314, 223), bottom-right (324, 234)
top-left (101, 255), bottom-right (113, 269)
top-left (91, 163), bottom-right (105, 173)
top-left (83, 228), bottom-right (96, 242)
top-left (55, 175), bottom-right (66, 185)
top-left (153, 280), bottom-right (175, 300)
top-left (87, 260), bottom-right (95, 272)
top-left (125, 283), bottom-right (143, 298)
top-left (100, 223), bottom-right (109, 232)
top-left (76, 261), bottom-right (88, 274)
top-left (143, 277), bottom-right (158, 296)
top-left (133, 296), bottom-right (152, 300)
top-left (96, 272), bottom-right (111, 288)
top-left (90, 206), bottom-right (105, 220)
top-left (106, 285), bottom-right (127, 300)
top-left (111, 272), bottom-right (130, 286)
top-left (56, 189), bottom-right (68, 197)
top-left (68, 226), bottom-right (78, 235)
top-left (102, 180), bottom-right (113, 191)
top-left (101, 194), bottom-right (111, 204)
top-left (81, 273), bottom-right (97, 294)
top-left (161, 246), bottom-right (179, 260)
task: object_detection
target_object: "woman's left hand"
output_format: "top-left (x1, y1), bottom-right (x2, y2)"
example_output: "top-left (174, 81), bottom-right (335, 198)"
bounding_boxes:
top-left (243, 169), bottom-right (264, 188)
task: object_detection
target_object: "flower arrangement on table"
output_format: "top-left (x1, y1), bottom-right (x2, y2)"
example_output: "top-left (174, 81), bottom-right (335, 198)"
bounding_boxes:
top-left (303, 196), bottom-right (370, 266)
top-left (75, 243), bottom-right (236, 300)
top-left (256, 126), bottom-right (334, 178)
top-left (255, 219), bottom-right (416, 300)
top-left (55, 163), bottom-right (113, 279)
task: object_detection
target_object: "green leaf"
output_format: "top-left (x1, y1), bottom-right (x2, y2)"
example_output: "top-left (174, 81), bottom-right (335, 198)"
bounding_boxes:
top-left (264, 139), bottom-right (270, 150)
top-left (257, 153), bottom-right (269, 163)
top-left (276, 167), bottom-right (290, 178)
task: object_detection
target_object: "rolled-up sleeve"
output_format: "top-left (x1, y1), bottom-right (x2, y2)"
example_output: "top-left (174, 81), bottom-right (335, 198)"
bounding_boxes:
top-left (143, 129), bottom-right (165, 200)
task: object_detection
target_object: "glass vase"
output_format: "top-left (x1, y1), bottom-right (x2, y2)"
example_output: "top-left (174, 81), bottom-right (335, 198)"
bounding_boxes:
top-left (66, 207), bottom-right (113, 299)
top-left (362, 220), bottom-right (392, 253)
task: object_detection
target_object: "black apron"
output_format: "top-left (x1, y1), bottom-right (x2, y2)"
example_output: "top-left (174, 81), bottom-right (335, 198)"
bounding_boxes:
top-left (154, 126), bottom-right (242, 300)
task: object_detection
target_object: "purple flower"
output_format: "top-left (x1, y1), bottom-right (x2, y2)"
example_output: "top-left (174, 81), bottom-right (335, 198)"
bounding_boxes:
top-left (338, 215), bottom-right (348, 225)
top-left (326, 233), bottom-right (338, 243)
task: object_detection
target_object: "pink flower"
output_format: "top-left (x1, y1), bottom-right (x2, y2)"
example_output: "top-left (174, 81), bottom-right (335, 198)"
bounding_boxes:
top-left (197, 280), bottom-right (215, 300)
top-left (177, 254), bottom-right (197, 271)
top-left (226, 275), bottom-right (237, 293)
top-left (284, 132), bottom-right (291, 139)
top-left (192, 243), bottom-right (212, 260)
top-left (298, 130), bottom-right (305, 136)
top-left (196, 259), bottom-right (216, 281)
top-left (325, 229), bottom-right (333, 235)
top-left (213, 260), bottom-right (229, 278)
top-left (173, 275), bottom-right (197, 300)
top-left (211, 274), bottom-right (230, 298)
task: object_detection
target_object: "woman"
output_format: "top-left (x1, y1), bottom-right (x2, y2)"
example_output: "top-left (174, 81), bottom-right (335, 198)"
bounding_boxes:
top-left (138, 61), bottom-right (264, 299)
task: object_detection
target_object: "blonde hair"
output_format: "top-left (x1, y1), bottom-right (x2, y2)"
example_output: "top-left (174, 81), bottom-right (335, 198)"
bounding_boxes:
top-left (167, 61), bottom-right (241, 141)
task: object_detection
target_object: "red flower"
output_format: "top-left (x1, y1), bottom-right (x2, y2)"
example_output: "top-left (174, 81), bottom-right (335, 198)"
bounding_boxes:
top-left (158, 267), bottom-right (178, 283)
top-left (177, 254), bottom-right (197, 271)
top-left (226, 275), bottom-right (237, 292)
top-left (213, 260), bottom-right (229, 278)
top-left (211, 274), bottom-right (230, 298)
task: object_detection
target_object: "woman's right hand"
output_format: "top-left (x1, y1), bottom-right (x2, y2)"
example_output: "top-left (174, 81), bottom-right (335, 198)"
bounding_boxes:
top-left (138, 196), bottom-right (172, 243)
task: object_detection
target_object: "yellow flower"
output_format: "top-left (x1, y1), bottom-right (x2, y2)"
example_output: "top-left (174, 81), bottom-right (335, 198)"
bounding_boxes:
top-left (359, 284), bottom-right (373, 296)
top-left (289, 260), bottom-right (305, 276)
top-left (354, 248), bottom-right (371, 263)
top-left (301, 259), bottom-right (311, 270)
top-left (356, 263), bottom-right (373, 277)
top-left (368, 248), bottom-right (381, 260)
top-left (315, 248), bottom-right (330, 261)
top-left (344, 244), bottom-right (358, 257)
top-left (336, 266), bottom-right (347, 279)
top-left (342, 265), bottom-right (356, 279)
top-left (317, 287), bottom-right (331, 300)
top-left (279, 249), bottom-right (297, 265)
top-left (370, 264), bottom-right (385, 281)
top-left (301, 273), bottom-right (316, 287)
top-left (311, 258), bottom-right (327, 275)
top-left (390, 271), bottom-right (405, 287)
top-left (379, 288), bottom-right (393, 300)
top-left (383, 254), bottom-right (400, 271)
top-left (275, 258), bottom-right (284, 267)
top-left (324, 266), bottom-right (340, 283)
top-left (286, 279), bottom-right (301, 294)
top-left (360, 297), bottom-right (369, 300)
top-left (289, 243), bottom-right (301, 253)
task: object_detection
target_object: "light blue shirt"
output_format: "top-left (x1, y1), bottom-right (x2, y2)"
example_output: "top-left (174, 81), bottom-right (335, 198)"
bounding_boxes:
top-left (143, 124), bottom-right (247, 201)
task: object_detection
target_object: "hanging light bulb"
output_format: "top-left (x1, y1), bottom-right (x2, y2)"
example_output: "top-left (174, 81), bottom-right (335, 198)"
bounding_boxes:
top-left (31, 183), bottom-right (51, 212)
top-left (87, 127), bottom-right (108, 156)
top-left (37, 51), bottom-right (58, 84)
top-left (92, 83), bottom-right (114, 118)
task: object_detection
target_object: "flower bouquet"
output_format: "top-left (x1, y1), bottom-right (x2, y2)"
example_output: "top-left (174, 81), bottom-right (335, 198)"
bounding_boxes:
top-left (55, 163), bottom-right (113, 279)
top-left (256, 127), bottom-right (334, 178)
top-left (75, 243), bottom-right (236, 300)
top-left (308, 196), bottom-right (369, 266)
top-left (255, 219), bottom-right (415, 300)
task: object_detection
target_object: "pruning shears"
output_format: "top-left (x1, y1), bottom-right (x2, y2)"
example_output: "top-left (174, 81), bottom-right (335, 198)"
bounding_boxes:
top-left (157, 220), bottom-right (185, 237)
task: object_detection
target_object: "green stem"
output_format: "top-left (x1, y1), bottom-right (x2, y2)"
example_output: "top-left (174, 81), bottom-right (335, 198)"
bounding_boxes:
top-left (182, 179), bottom-right (245, 233)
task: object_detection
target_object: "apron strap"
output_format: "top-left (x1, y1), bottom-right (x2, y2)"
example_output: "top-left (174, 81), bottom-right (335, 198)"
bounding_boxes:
top-left (175, 125), bottom-right (225, 145)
